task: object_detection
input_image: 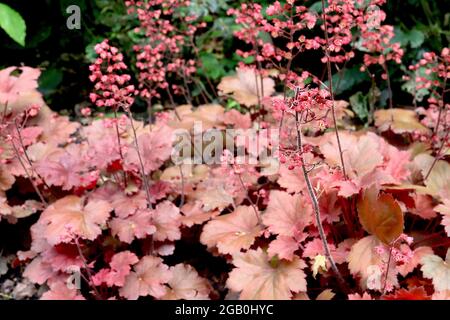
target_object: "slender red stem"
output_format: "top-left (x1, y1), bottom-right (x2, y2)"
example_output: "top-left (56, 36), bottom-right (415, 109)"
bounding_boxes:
top-left (295, 111), bottom-right (346, 289)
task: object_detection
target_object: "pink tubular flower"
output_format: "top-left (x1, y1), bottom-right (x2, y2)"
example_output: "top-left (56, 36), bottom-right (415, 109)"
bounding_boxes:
top-left (126, 0), bottom-right (204, 101)
top-left (360, 25), bottom-right (404, 68)
top-left (88, 39), bottom-right (136, 110)
top-left (405, 48), bottom-right (450, 155)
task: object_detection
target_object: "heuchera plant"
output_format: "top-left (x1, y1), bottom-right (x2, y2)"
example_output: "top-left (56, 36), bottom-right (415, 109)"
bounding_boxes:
top-left (0, 0), bottom-right (449, 300)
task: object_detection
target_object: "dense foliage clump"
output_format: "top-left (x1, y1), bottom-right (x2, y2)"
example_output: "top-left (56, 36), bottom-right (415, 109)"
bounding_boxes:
top-left (0, 0), bottom-right (449, 300)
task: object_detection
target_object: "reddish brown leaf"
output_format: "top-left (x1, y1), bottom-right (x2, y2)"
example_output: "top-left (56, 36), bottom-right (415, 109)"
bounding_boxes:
top-left (357, 187), bottom-right (404, 244)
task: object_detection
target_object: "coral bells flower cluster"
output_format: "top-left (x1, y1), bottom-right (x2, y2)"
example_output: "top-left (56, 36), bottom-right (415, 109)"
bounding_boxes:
top-left (1, 103), bottom-right (42, 149)
top-left (288, 86), bottom-right (333, 129)
top-left (271, 84), bottom-right (332, 121)
top-left (228, 0), bottom-right (401, 88)
top-left (277, 86), bottom-right (330, 171)
top-left (409, 48), bottom-right (450, 147)
top-left (291, 87), bottom-right (333, 113)
top-left (360, 25), bottom-right (403, 70)
top-left (227, 3), bottom-right (265, 60)
top-left (228, 2), bottom-right (319, 84)
top-left (126, 0), bottom-right (205, 100)
top-left (409, 48), bottom-right (450, 103)
top-left (357, 2), bottom-right (403, 71)
top-left (319, 0), bottom-right (390, 65)
top-left (89, 40), bottom-right (136, 109)
top-left (370, 234), bottom-right (415, 292)
top-left (319, 0), bottom-right (361, 64)
top-left (375, 234), bottom-right (414, 266)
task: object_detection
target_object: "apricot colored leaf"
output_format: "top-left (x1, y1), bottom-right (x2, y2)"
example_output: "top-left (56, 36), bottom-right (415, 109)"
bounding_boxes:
top-left (0, 66), bottom-right (39, 105)
top-left (0, 165), bottom-right (14, 193)
top-left (267, 236), bottom-right (299, 261)
top-left (23, 257), bottom-right (55, 285)
top-left (124, 125), bottom-right (174, 175)
top-left (414, 154), bottom-right (450, 199)
top-left (312, 255), bottom-right (327, 278)
top-left (316, 289), bottom-right (335, 300)
top-left (222, 109), bottom-right (252, 129)
top-left (410, 194), bottom-right (437, 220)
top-left (217, 68), bottom-right (275, 107)
top-left (398, 246), bottom-right (433, 277)
top-left (348, 292), bottom-right (373, 300)
top-left (110, 209), bottom-right (156, 244)
top-left (39, 195), bottom-right (112, 245)
top-left (194, 178), bottom-right (235, 211)
top-left (152, 201), bottom-right (182, 241)
top-left (163, 264), bottom-right (211, 300)
top-left (421, 249), bottom-right (450, 292)
top-left (40, 280), bottom-right (84, 300)
top-left (227, 248), bottom-right (307, 299)
top-left (320, 132), bottom-right (383, 181)
top-left (374, 109), bottom-right (429, 134)
top-left (119, 256), bottom-right (172, 300)
top-left (347, 236), bottom-right (383, 285)
top-left (200, 206), bottom-right (263, 255)
top-left (180, 201), bottom-right (219, 227)
top-left (92, 251), bottom-right (138, 287)
top-left (262, 191), bottom-right (312, 238)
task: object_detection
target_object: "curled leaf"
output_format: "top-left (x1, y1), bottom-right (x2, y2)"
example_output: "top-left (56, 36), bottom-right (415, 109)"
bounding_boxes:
top-left (374, 109), bottom-right (430, 134)
top-left (357, 187), bottom-right (404, 244)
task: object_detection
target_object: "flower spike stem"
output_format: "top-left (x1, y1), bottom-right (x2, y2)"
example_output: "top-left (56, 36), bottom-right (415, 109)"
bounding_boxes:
top-left (295, 111), bottom-right (346, 290)
top-left (321, 0), bottom-right (347, 179)
top-left (125, 108), bottom-right (153, 210)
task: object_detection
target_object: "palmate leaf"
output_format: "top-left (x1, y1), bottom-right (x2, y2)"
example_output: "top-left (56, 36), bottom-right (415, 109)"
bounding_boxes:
top-left (0, 3), bottom-right (26, 46)
top-left (374, 108), bottom-right (430, 134)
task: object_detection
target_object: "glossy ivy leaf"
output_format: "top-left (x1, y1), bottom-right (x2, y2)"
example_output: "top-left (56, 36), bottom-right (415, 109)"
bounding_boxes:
top-left (38, 68), bottom-right (64, 97)
top-left (188, 0), bottom-right (230, 17)
top-left (0, 3), bottom-right (26, 46)
top-left (408, 29), bottom-right (425, 48)
top-left (198, 53), bottom-right (227, 80)
top-left (331, 66), bottom-right (368, 95)
top-left (349, 91), bottom-right (369, 121)
top-left (357, 187), bottom-right (404, 244)
top-left (393, 26), bottom-right (425, 49)
top-left (309, 1), bottom-right (323, 13)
